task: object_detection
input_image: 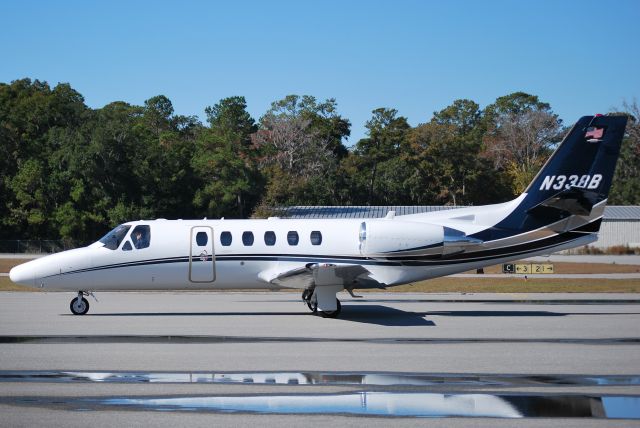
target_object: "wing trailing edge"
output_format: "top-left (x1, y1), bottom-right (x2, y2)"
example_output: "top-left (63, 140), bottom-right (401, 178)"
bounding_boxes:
top-left (258, 263), bottom-right (382, 289)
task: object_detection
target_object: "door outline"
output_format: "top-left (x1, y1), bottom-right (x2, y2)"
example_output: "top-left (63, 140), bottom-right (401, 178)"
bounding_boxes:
top-left (189, 226), bottom-right (216, 283)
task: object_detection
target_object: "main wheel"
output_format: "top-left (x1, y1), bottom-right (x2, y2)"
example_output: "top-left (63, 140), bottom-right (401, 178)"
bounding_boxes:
top-left (320, 299), bottom-right (341, 318)
top-left (70, 296), bottom-right (90, 315)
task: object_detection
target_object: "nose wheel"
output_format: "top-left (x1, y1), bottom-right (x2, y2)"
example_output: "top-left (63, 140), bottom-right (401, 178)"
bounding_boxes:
top-left (70, 292), bottom-right (90, 315)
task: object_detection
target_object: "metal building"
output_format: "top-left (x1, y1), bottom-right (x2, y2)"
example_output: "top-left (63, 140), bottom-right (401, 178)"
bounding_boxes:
top-left (597, 206), bottom-right (640, 248)
top-left (276, 205), bottom-right (640, 249)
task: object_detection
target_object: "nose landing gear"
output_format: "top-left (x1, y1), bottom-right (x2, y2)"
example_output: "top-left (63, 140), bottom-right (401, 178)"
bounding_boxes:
top-left (70, 291), bottom-right (91, 315)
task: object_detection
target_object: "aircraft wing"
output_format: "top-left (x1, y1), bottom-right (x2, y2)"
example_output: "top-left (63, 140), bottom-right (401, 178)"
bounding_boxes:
top-left (258, 263), bottom-right (382, 289)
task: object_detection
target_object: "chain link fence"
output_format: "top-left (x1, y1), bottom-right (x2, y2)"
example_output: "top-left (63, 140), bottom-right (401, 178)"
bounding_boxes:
top-left (0, 240), bottom-right (81, 254)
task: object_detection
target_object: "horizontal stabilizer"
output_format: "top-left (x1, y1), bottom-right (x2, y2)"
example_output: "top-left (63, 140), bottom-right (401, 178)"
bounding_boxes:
top-left (527, 187), bottom-right (600, 217)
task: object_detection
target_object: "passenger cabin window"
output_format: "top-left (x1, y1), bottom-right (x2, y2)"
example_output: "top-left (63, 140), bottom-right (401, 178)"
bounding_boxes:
top-left (99, 225), bottom-right (131, 250)
top-left (196, 231), bottom-right (208, 246)
top-left (264, 231), bottom-right (276, 246)
top-left (131, 225), bottom-right (151, 249)
top-left (310, 231), bottom-right (322, 245)
top-left (242, 231), bottom-right (254, 246)
top-left (287, 231), bottom-right (299, 246)
top-left (220, 231), bottom-right (232, 246)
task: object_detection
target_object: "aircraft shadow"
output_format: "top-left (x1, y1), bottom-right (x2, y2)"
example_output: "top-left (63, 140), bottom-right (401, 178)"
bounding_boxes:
top-left (338, 305), bottom-right (436, 326)
top-left (85, 305), bottom-right (436, 326)
top-left (81, 308), bottom-right (637, 326)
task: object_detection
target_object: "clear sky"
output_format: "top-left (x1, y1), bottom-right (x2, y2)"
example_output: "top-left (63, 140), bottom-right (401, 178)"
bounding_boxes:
top-left (1, 0), bottom-right (639, 144)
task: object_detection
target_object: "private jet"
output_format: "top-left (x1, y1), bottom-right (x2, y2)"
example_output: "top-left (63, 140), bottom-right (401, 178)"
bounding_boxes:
top-left (9, 115), bottom-right (628, 317)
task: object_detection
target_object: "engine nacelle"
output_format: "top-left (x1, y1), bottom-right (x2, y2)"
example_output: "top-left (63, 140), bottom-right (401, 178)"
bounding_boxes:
top-left (359, 220), bottom-right (484, 257)
top-left (359, 220), bottom-right (444, 257)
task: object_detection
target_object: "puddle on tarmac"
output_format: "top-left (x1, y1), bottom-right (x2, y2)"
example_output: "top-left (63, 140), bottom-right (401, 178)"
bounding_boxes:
top-left (6, 392), bottom-right (640, 419)
top-left (1, 370), bottom-right (640, 387)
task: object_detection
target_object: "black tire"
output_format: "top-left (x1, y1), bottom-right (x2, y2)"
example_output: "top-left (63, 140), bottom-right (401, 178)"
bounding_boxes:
top-left (70, 296), bottom-right (90, 315)
top-left (320, 299), bottom-right (341, 318)
top-left (302, 289), bottom-right (316, 312)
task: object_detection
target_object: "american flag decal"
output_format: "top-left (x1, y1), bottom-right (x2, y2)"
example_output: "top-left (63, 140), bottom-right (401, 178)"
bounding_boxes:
top-left (585, 126), bottom-right (604, 141)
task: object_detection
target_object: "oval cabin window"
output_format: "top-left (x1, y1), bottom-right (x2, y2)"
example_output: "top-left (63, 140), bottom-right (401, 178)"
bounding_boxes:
top-left (287, 231), bottom-right (299, 246)
top-left (196, 231), bottom-right (208, 246)
top-left (242, 231), bottom-right (254, 246)
top-left (264, 231), bottom-right (276, 246)
top-left (220, 231), bottom-right (232, 246)
top-left (310, 231), bottom-right (322, 245)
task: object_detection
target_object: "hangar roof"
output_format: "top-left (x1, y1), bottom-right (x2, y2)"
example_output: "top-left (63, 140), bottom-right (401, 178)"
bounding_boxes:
top-left (604, 206), bottom-right (640, 220)
top-left (275, 205), bottom-right (640, 220)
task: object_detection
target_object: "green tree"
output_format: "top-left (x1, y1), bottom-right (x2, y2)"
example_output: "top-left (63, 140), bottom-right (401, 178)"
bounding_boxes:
top-left (251, 95), bottom-right (349, 212)
top-left (402, 99), bottom-right (512, 206)
top-left (137, 95), bottom-right (201, 221)
top-left (351, 108), bottom-right (411, 205)
top-left (193, 96), bottom-right (260, 218)
top-left (143, 95), bottom-right (175, 136)
top-left (609, 101), bottom-right (640, 204)
top-left (265, 95), bottom-right (350, 158)
top-left (0, 79), bottom-right (88, 239)
top-left (482, 92), bottom-right (562, 194)
top-left (433, 99), bottom-right (483, 136)
top-left (205, 95), bottom-right (257, 145)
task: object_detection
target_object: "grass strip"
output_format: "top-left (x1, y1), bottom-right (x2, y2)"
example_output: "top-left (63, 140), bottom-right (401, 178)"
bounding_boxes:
top-left (386, 277), bottom-right (640, 293)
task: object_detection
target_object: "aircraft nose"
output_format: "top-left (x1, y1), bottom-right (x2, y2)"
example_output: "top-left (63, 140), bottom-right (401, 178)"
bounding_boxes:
top-left (9, 263), bottom-right (36, 287)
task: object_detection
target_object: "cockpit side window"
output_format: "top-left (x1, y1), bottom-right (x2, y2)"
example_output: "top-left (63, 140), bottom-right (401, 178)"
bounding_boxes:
top-left (99, 225), bottom-right (132, 250)
top-left (131, 225), bottom-right (151, 249)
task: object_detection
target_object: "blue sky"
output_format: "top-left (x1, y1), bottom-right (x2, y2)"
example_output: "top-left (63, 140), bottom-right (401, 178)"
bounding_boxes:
top-left (1, 0), bottom-right (639, 144)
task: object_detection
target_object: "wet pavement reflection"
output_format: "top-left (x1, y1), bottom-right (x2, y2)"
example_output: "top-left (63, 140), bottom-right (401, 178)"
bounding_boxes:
top-left (3, 392), bottom-right (639, 419)
top-left (2, 370), bottom-right (640, 387)
top-left (2, 370), bottom-right (640, 419)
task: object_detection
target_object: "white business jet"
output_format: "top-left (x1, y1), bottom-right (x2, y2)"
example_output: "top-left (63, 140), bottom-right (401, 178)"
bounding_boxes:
top-left (9, 115), bottom-right (628, 317)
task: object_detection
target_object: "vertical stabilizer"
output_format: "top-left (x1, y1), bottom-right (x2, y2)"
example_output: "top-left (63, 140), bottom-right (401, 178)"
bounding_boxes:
top-left (478, 115), bottom-right (628, 238)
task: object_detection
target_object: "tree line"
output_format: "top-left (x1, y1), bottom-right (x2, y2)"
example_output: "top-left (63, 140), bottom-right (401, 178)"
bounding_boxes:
top-left (1, 78), bottom-right (638, 242)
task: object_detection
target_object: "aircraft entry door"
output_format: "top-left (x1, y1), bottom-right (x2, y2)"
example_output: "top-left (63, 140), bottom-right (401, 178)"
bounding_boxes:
top-left (189, 226), bottom-right (216, 283)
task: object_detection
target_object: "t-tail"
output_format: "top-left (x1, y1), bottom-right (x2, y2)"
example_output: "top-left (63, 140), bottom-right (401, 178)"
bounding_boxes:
top-left (474, 114), bottom-right (628, 243)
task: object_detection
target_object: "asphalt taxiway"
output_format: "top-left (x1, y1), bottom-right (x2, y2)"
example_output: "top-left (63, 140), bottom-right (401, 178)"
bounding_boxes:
top-left (1, 291), bottom-right (639, 426)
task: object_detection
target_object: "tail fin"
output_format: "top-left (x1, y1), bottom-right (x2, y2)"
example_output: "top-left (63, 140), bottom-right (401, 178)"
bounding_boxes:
top-left (523, 115), bottom-right (628, 211)
top-left (493, 115), bottom-right (628, 234)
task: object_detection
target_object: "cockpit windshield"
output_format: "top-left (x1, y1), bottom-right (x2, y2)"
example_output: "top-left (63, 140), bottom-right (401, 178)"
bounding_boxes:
top-left (98, 225), bottom-right (131, 250)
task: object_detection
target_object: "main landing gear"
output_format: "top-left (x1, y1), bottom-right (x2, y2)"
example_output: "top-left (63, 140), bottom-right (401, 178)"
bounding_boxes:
top-left (70, 291), bottom-right (93, 315)
top-left (302, 288), bottom-right (342, 318)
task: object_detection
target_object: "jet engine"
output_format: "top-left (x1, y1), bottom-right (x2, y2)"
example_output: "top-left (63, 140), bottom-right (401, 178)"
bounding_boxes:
top-left (359, 220), bottom-right (483, 258)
